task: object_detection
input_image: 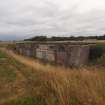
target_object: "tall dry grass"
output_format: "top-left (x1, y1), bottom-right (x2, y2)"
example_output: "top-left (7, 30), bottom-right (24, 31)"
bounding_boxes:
top-left (1, 48), bottom-right (105, 105)
top-left (29, 67), bottom-right (105, 105)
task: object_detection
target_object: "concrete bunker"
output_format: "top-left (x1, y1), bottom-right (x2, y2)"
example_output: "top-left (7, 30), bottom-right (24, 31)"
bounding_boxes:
top-left (15, 42), bottom-right (90, 66)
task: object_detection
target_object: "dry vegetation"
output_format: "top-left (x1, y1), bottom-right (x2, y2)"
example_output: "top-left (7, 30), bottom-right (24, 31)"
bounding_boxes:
top-left (0, 48), bottom-right (105, 105)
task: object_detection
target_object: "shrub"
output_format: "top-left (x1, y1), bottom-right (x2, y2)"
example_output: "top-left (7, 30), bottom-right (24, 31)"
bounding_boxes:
top-left (89, 44), bottom-right (105, 63)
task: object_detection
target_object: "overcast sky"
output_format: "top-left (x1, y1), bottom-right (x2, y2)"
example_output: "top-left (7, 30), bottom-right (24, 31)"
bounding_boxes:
top-left (0, 0), bottom-right (105, 40)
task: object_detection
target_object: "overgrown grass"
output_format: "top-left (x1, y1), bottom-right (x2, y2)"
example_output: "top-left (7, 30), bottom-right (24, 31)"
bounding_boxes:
top-left (0, 50), bottom-right (17, 84)
top-left (0, 51), bottom-right (6, 58)
top-left (89, 44), bottom-right (105, 65)
top-left (5, 61), bottom-right (105, 105)
top-left (4, 66), bottom-right (105, 105)
top-left (0, 65), bottom-right (16, 83)
top-left (1, 48), bottom-right (105, 105)
top-left (5, 96), bottom-right (38, 105)
top-left (0, 50), bottom-right (25, 105)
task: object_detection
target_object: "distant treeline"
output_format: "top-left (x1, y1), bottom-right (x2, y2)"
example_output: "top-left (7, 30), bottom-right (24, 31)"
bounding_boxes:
top-left (24, 35), bottom-right (105, 41)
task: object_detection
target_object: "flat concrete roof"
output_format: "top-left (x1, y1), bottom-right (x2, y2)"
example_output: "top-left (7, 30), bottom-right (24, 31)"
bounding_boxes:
top-left (16, 41), bottom-right (98, 46)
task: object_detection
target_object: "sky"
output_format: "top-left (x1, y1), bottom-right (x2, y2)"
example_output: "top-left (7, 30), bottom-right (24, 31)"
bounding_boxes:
top-left (0, 0), bottom-right (105, 40)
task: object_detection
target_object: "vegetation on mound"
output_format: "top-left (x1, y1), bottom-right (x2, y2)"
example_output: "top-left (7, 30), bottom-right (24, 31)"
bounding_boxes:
top-left (24, 35), bottom-right (105, 41)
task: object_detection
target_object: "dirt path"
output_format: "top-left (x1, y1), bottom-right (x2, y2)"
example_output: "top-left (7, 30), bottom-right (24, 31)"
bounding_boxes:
top-left (0, 48), bottom-right (29, 105)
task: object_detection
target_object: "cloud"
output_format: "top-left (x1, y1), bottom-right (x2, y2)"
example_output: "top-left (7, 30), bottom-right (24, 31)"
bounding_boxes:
top-left (0, 0), bottom-right (105, 40)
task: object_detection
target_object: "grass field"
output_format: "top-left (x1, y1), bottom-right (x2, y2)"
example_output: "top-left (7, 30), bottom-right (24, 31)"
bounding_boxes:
top-left (0, 48), bottom-right (105, 105)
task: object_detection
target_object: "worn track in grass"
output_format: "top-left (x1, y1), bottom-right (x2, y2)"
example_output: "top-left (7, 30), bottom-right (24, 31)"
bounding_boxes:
top-left (0, 48), bottom-right (71, 72)
top-left (0, 48), bottom-right (28, 105)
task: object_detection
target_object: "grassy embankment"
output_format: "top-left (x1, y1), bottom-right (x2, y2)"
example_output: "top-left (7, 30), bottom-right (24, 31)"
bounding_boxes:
top-left (0, 48), bottom-right (105, 105)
